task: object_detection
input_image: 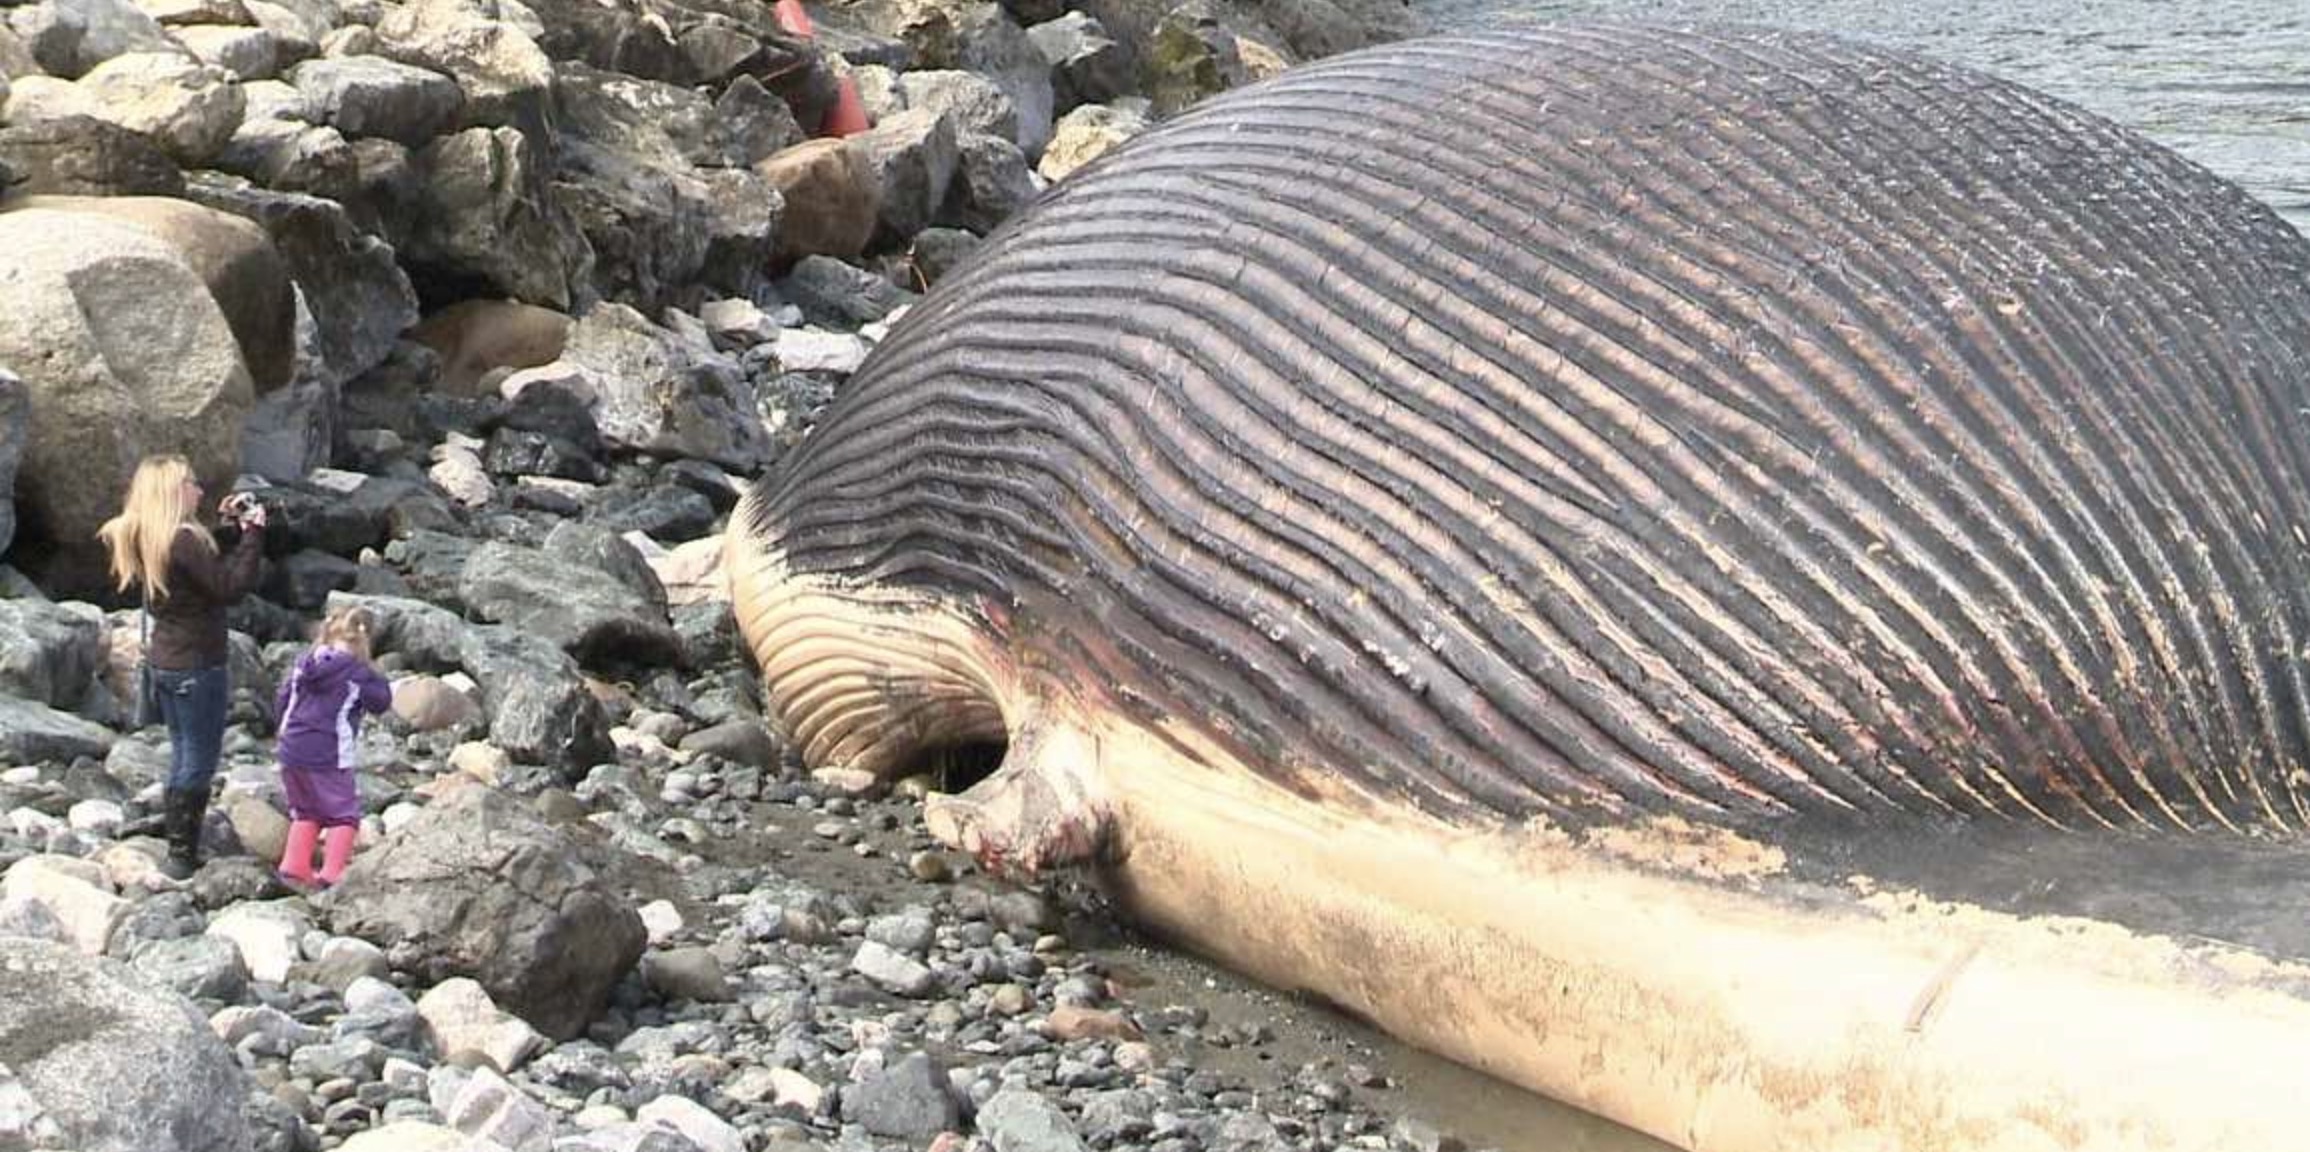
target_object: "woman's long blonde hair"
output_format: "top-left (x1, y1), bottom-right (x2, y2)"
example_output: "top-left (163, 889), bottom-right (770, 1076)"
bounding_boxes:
top-left (95, 455), bottom-right (213, 600)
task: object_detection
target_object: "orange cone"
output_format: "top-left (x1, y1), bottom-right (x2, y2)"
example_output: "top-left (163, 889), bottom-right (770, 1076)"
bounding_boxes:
top-left (823, 74), bottom-right (871, 137)
top-left (774, 0), bottom-right (814, 39)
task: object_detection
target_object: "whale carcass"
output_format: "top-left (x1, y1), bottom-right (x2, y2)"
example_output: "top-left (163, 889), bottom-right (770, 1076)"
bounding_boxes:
top-left (729, 22), bottom-right (2310, 1151)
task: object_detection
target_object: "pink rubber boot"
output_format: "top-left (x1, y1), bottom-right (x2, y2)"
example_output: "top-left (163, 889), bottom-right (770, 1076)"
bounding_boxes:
top-left (277, 820), bottom-right (319, 887)
top-left (317, 825), bottom-right (358, 887)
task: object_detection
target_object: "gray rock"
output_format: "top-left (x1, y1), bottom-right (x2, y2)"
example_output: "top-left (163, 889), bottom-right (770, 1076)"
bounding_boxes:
top-left (0, 894), bottom-right (67, 945)
top-left (676, 718), bottom-right (774, 769)
top-left (271, 548), bottom-right (361, 609)
top-left (459, 540), bottom-right (683, 668)
top-left (292, 55), bottom-right (463, 146)
top-left (640, 945), bottom-right (730, 1003)
top-left (857, 105), bottom-right (959, 243)
top-left (1146, 0), bottom-right (1249, 115)
top-left (373, 0), bottom-right (554, 135)
top-left (443, 1064), bottom-right (556, 1152)
top-left (553, 62), bottom-right (727, 310)
top-left (0, 694), bottom-right (114, 763)
top-left (908, 226), bottom-right (981, 287)
top-left (331, 593), bottom-right (614, 773)
top-left (0, 114), bottom-right (186, 197)
top-left (9, 0), bottom-right (172, 77)
top-left (289, 1035), bottom-right (383, 1083)
top-left (585, 485), bottom-right (718, 541)
top-left (186, 181), bottom-right (420, 392)
top-left (1027, 11), bottom-right (1129, 112)
top-left (978, 1089), bottom-right (1089, 1152)
top-left (309, 937), bottom-right (392, 990)
top-left (173, 23), bottom-right (286, 80)
top-left (0, 209), bottom-right (252, 555)
top-left (951, 1), bottom-right (1053, 156)
top-left (562, 304), bottom-right (767, 472)
top-left (0, 368), bottom-right (20, 559)
top-left (866, 909), bottom-right (937, 957)
top-left (407, 126), bottom-right (592, 310)
top-left (942, 132), bottom-right (1039, 234)
top-left (324, 785), bottom-right (646, 1041)
top-left (0, 598), bottom-right (102, 709)
top-left (213, 114), bottom-right (363, 201)
top-left (542, 520), bottom-right (667, 616)
top-left (0, 937), bottom-right (251, 1151)
top-left (561, 1123), bottom-right (705, 1152)
top-left (898, 69), bottom-right (1017, 148)
top-left (634, 1095), bottom-right (741, 1152)
top-left (125, 933), bottom-right (250, 1003)
top-left (841, 1050), bottom-right (957, 1142)
top-left (781, 256), bottom-right (911, 329)
top-left (852, 938), bottom-right (935, 998)
top-left (1077, 1088), bottom-right (1155, 1146)
top-left (711, 73), bottom-right (804, 167)
top-left (7, 52), bottom-right (247, 165)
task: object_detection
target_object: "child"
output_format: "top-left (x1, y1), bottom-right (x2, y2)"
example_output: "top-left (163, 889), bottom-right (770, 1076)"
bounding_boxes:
top-left (274, 605), bottom-right (392, 888)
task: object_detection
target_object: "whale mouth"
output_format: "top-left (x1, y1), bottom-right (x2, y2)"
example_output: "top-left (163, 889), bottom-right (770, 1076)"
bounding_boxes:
top-left (901, 740), bottom-right (1011, 794)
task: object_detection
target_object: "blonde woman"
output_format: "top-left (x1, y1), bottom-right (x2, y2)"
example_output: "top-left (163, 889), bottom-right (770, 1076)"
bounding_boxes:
top-left (97, 454), bottom-right (268, 879)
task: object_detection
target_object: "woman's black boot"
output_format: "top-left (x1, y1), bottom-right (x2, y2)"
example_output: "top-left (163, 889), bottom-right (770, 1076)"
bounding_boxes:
top-left (161, 787), bottom-right (205, 880)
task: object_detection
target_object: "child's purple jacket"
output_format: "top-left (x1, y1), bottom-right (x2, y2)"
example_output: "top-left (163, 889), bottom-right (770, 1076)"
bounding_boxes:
top-left (275, 647), bottom-right (392, 771)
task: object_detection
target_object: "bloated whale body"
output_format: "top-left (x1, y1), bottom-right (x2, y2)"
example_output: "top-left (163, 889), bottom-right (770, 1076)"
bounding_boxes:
top-left (731, 23), bottom-right (2310, 1151)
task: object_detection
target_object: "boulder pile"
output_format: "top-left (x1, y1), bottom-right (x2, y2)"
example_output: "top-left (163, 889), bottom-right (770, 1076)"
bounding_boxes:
top-left (0, 0), bottom-right (1455, 1148)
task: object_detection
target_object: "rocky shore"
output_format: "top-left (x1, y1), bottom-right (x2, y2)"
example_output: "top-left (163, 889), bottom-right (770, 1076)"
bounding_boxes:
top-left (0, 0), bottom-right (1522, 1149)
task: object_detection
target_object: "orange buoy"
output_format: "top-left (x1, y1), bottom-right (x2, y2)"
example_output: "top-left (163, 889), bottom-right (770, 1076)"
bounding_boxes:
top-left (824, 74), bottom-right (872, 136)
top-left (774, 0), bottom-right (815, 39)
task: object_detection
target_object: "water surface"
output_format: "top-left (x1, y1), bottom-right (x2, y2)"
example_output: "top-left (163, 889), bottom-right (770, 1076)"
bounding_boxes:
top-left (1416, 0), bottom-right (2310, 233)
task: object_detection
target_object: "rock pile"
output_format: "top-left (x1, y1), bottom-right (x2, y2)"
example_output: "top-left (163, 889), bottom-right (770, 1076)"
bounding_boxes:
top-left (0, 0), bottom-right (1460, 1147)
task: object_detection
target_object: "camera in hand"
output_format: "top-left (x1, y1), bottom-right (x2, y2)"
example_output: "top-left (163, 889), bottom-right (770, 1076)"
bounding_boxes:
top-left (220, 492), bottom-right (261, 520)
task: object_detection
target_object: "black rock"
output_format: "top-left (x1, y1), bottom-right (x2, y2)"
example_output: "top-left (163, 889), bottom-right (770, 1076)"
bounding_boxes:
top-left (271, 550), bottom-right (364, 611)
top-left (486, 428), bottom-right (611, 484)
top-left (587, 486), bottom-right (719, 542)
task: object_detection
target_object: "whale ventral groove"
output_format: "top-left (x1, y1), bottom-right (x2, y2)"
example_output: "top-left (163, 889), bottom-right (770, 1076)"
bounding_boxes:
top-left (744, 20), bottom-right (2310, 843)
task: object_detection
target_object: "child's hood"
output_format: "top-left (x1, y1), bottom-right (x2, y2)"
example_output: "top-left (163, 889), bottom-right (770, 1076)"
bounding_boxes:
top-left (294, 647), bottom-right (362, 693)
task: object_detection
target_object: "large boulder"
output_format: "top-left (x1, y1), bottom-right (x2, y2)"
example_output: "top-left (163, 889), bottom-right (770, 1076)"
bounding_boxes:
top-left (951, 1), bottom-right (1050, 157)
top-left (1142, 0), bottom-right (1247, 115)
top-left (0, 208), bottom-right (251, 552)
top-left (856, 104), bottom-right (958, 244)
top-left (898, 69), bottom-right (1015, 146)
top-left (940, 130), bottom-right (1037, 233)
top-left (709, 73), bottom-right (805, 166)
top-left (1, 52), bottom-right (246, 165)
top-left (756, 136), bottom-right (878, 262)
top-left (406, 126), bottom-right (592, 309)
top-left (6, 0), bottom-right (174, 78)
top-left (552, 62), bottom-right (744, 310)
top-left (561, 303), bottom-right (769, 472)
top-left (0, 939), bottom-right (249, 1151)
top-left (0, 694), bottom-right (115, 762)
top-left (0, 598), bottom-right (104, 709)
top-left (289, 54), bottom-right (463, 146)
top-left (324, 785), bottom-right (646, 1041)
top-left (186, 179), bottom-right (422, 391)
top-left (0, 368), bottom-right (21, 559)
top-left (0, 114), bottom-right (186, 197)
top-left (1027, 11), bottom-right (1130, 113)
top-left (12, 194), bottom-right (298, 393)
top-left (458, 539), bottom-right (682, 668)
top-left (372, 0), bottom-right (556, 136)
top-left (331, 592), bottom-right (613, 773)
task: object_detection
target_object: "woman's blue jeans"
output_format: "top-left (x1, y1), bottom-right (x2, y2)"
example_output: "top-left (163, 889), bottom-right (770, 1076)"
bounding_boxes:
top-left (152, 665), bottom-right (229, 794)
